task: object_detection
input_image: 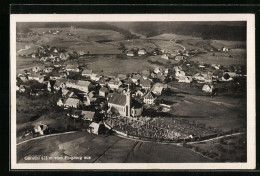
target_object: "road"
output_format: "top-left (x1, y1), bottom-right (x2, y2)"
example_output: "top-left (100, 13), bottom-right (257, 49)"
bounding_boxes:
top-left (17, 131), bottom-right (212, 163)
top-left (170, 37), bottom-right (186, 51)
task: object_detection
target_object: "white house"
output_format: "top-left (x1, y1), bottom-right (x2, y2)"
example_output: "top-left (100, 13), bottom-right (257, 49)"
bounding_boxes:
top-left (138, 49), bottom-right (147, 55)
top-left (161, 54), bottom-right (169, 60)
top-left (108, 78), bottom-right (122, 90)
top-left (202, 84), bottom-right (214, 93)
top-left (28, 73), bottom-right (45, 83)
top-left (178, 76), bottom-right (192, 83)
top-left (64, 98), bottom-right (82, 109)
top-left (143, 91), bottom-right (156, 105)
top-left (175, 70), bottom-right (185, 80)
top-left (126, 51), bottom-right (134, 57)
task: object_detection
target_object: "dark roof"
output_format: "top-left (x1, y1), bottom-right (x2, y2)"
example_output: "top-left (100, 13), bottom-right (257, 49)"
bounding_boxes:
top-left (108, 93), bottom-right (126, 106)
top-left (131, 99), bottom-right (143, 109)
top-left (144, 91), bottom-right (156, 99)
top-left (99, 87), bottom-right (108, 92)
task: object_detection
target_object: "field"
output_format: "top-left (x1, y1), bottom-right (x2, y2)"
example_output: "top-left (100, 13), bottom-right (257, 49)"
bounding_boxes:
top-left (78, 56), bottom-right (156, 76)
top-left (17, 131), bottom-right (212, 163)
top-left (166, 82), bottom-right (246, 132)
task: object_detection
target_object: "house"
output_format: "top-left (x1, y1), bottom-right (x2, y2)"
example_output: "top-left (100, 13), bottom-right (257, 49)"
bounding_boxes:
top-left (135, 89), bottom-right (145, 97)
top-left (126, 51), bottom-right (134, 57)
top-left (141, 70), bottom-right (151, 79)
top-left (222, 47), bottom-right (229, 52)
top-left (178, 76), bottom-right (192, 83)
top-left (143, 91), bottom-right (156, 105)
top-left (19, 85), bottom-right (28, 93)
top-left (67, 110), bottom-right (82, 119)
top-left (108, 78), bottom-right (122, 90)
top-left (81, 111), bottom-right (95, 121)
top-left (18, 74), bottom-right (28, 82)
top-left (117, 74), bottom-right (127, 80)
top-left (57, 98), bottom-right (65, 107)
top-left (161, 54), bottom-right (169, 60)
top-left (66, 80), bottom-right (94, 93)
top-left (83, 96), bottom-right (91, 106)
top-left (107, 86), bottom-right (143, 117)
top-left (138, 49), bottom-right (147, 55)
top-left (34, 123), bottom-right (48, 136)
top-left (140, 79), bottom-right (152, 90)
top-left (64, 98), bottom-right (82, 109)
top-left (32, 66), bottom-right (43, 73)
top-left (50, 72), bottom-right (67, 80)
top-left (193, 73), bottom-right (212, 83)
top-left (155, 74), bottom-right (166, 82)
top-left (40, 57), bottom-right (48, 62)
top-left (131, 74), bottom-right (142, 84)
top-left (59, 53), bottom-right (70, 60)
top-left (31, 53), bottom-right (36, 58)
top-left (82, 69), bottom-right (93, 77)
top-left (175, 70), bottom-right (185, 80)
top-left (66, 65), bottom-right (80, 73)
top-left (151, 83), bottom-right (167, 95)
top-left (90, 73), bottom-right (101, 81)
top-left (98, 78), bottom-right (107, 87)
top-left (28, 73), bottom-right (45, 83)
top-left (99, 87), bottom-right (109, 97)
top-left (173, 66), bottom-right (182, 72)
top-left (43, 67), bottom-right (54, 73)
top-left (53, 79), bottom-right (66, 91)
top-left (88, 122), bottom-right (106, 135)
top-left (175, 56), bottom-right (186, 61)
top-left (154, 67), bottom-right (161, 74)
top-left (202, 84), bottom-right (214, 93)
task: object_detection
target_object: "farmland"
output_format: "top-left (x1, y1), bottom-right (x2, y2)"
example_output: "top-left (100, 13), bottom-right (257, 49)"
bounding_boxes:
top-left (17, 131), bottom-right (212, 163)
top-left (15, 22), bottom-right (247, 163)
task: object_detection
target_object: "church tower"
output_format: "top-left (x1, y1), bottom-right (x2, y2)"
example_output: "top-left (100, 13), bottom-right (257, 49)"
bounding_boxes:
top-left (125, 84), bottom-right (131, 117)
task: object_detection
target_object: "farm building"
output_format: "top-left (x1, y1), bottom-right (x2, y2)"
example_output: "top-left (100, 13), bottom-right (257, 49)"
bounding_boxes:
top-left (43, 67), bottom-right (54, 73)
top-left (143, 91), bottom-right (156, 105)
top-left (90, 73), bottom-right (101, 81)
top-left (88, 122), bottom-right (106, 135)
top-left (27, 73), bottom-right (45, 83)
top-left (34, 123), bottom-right (48, 136)
top-left (131, 74), bottom-right (142, 84)
top-left (67, 110), bottom-right (82, 119)
top-left (50, 72), bottom-right (67, 80)
top-left (138, 49), bottom-right (147, 55)
top-left (126, 51), bottom-right (134, 57)
top-left (173, 66), bottom-right (182, 72)
top-left (99, 87), bottom-right (109, 97)
top-left (66, 79), bottom-right (94, 93)
top-left (154, 67), bottom-right (161, 74)
top-left (57, 98), bottom-right (65, 107)
top-left (18, 74), bottom-right (28, 82)
top-left (202, 84), bottom-right (214, 93)
top-left (82, 69), bottom-right (93, 77)
top-left (81, 111), bottom-right (95, 121)
top-left (66, 65), bottom-right (80, 73)
top-left (53, 79), bottom-right (67, 91)
top-left (64, 98), bottom-right (82, 109)
top-left (178, 76), bottom-right (192, 83)
top-left (108, 78), bottom-right (122, 90)
top-left (32, 66), bottom-right (44, 73)
top-left (98, 78), bottom-right (107, 87)
top-left (140, 79), bottom-right (152, 90)
top-left (59, 53), bottom-right (70, 60)
top-left (135, 89), bottom-right (145, 97)
top-left (175, 56), bottom-right (186, 61)
top-left (175, 70), bottom-right (185, 80)
top-left (152, 86), bottom-right (164, 95)
top-left (161, 54), bottom-right (169, 60)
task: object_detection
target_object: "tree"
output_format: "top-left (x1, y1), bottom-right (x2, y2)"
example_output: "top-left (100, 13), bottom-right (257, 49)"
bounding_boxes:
top-left (223, 73), bottom-right (230, 80)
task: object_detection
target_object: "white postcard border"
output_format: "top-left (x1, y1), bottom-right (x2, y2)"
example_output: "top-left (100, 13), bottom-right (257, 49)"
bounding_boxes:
top-left (10, 14), bottom-right (256, 170)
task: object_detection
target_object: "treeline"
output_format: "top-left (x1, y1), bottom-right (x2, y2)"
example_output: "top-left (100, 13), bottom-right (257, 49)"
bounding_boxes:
top-left (130, 22), bottom-right (246, 41)
top-left (17, 22), bottom-right (139, 40)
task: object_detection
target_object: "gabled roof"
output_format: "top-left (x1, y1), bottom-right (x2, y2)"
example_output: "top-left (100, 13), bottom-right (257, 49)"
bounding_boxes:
top-left (107, 93), bottom-right (126, 106)
top-left (99, 87), bottom-right (108, 92)
top-left (65, 98), bottom-right (80, 105)
top-left (81, 111), bottom-right (95, 120)
top-left (132, 74), bottom-right (142, 80)
top-left (66, 65), bottom-right (78, 69)
top-left (77, 80), bottom-right (92, 87)
top-left (54, 79), bottom-right (66, 87)
top-left (144, 91), bottom-right (156, 99)
top-left (140, 79), bottom-right (152, 87)
top-left (82, 69), bottom-right (93, 74)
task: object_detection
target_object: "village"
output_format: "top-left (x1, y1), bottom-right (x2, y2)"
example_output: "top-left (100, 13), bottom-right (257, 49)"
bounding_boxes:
top-left (15, 23), bottom-right (247, 163)
top-left (16, 41), bottom-right (246, 141)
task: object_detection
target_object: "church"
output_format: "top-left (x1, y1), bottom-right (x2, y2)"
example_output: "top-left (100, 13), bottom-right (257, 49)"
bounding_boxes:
top-left (107, 86), bottom-right (143, 117)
